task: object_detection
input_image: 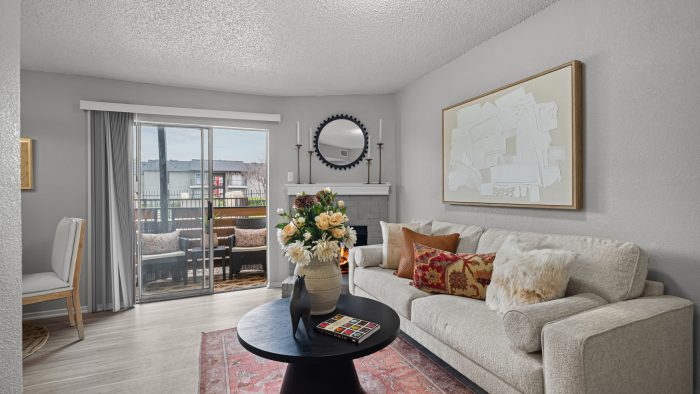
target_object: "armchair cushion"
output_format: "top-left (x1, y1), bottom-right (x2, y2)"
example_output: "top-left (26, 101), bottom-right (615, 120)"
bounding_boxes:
top-left (22, 272), bottom-right (70, 295)
top-left (503, 293), bottom-right (606, 352)
top-left (50, 218), bottom-right (79, 282)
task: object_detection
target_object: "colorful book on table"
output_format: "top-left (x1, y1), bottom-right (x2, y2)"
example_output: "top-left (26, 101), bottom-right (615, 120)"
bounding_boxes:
top-left (315, 314), bottom-right (380, 343)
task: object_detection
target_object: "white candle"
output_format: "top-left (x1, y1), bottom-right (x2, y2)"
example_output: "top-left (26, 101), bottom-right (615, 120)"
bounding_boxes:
top-left (379, 118), bottom-right (383, 143)
top-left (309, 127), bottom-right (313, 148)
top-left (368, 135), bottom-right (371, 158)
top-left (296, 121), bottom-right (300, 145)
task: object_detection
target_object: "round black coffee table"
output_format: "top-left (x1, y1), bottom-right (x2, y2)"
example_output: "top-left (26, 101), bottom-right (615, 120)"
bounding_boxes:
top-left (237, 294), bottom-right (400, 394)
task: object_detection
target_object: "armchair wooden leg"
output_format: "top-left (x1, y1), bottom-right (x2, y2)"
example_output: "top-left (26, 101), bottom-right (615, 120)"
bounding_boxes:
top-left (72, 291), bottom-right (85, 340)
top-left (66, 296), bottom-right (76, 327)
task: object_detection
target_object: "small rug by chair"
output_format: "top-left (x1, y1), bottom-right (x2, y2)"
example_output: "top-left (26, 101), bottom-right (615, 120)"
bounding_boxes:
top-left (143, 270), bottom-right (267, 294)
top-left (214, 271), bottom-right (267, 293)
top-left (199, 328), bottom-right (480, 394)
top-left (22, 322), bottom-right (49, 359)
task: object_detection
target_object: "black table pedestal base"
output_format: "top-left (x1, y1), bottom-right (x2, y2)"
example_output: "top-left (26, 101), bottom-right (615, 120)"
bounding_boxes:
top-left (281, 359), bottom-right (362, 394)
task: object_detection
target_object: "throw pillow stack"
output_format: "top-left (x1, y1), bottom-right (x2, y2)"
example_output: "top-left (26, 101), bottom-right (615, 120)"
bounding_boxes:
top-left (378, 222), bottom-right (578, 310)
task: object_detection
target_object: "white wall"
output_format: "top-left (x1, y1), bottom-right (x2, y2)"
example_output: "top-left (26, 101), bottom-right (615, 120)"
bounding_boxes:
top-left (396, 0), bottom-right (700, 389)
top-left (20, 70), bottom-right (396, 312)
top-left (0, 0), bottom-right (23, 391)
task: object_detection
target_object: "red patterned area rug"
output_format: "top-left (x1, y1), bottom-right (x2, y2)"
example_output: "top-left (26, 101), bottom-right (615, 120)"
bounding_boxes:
top-left (199, 328), bottom-right (479, 394)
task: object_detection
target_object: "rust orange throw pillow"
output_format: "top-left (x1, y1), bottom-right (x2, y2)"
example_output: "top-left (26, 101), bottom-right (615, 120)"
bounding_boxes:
top-left (396, 228), bottom-right (460, 279)
top-left (412, 243), bottom-right (495, 300)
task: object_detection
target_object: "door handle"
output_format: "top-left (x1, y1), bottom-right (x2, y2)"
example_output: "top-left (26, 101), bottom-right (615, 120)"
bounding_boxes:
top-left (207, 200), bottom-right (213, 221)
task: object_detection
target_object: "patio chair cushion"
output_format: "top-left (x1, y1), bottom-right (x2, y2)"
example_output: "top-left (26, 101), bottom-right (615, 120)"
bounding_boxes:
top-left (141, 250), bottom-right (186, 261)
top-left (234, 227), bottom-right (266, 247)
top-left (22, 272), bottom-right (71, 295)
top-left (142, 230), bottom-right (180, 255)
top-left (231, 245), bottom-right (267, 252)
top-left (51, 218), bottom-right (78, 282)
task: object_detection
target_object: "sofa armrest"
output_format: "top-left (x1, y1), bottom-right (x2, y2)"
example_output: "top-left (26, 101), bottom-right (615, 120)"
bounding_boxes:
top-left (348, 244), bottom-right (383, 294)
top-left (503, 293), bottom-right (607, 352)
top-left (542, 296), bottom-right (693, 394)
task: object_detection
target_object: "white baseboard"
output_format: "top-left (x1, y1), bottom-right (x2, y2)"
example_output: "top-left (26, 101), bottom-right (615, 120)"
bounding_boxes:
top-left (23, 305), bottom-right (89, 320)
top-left (267, 281), bottom-right (282, 288)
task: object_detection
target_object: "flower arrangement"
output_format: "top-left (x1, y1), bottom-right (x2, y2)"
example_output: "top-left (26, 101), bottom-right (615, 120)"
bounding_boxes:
top-left (277, 188), bottom-right (357, 266)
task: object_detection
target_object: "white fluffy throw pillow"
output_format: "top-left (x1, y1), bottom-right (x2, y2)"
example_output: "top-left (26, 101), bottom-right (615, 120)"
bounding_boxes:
top-left (485, 236), bottom-right (576, 314)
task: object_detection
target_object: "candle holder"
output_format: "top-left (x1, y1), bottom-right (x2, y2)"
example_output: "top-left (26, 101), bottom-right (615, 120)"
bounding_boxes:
top-left (308, 150), bottom-right (314, 184)
top-left (295, 144), bottom-right (302, 184)
top-left (377, 142), bottom-right (384, 184)
top-left (365, 158), bottom-right (373, 184)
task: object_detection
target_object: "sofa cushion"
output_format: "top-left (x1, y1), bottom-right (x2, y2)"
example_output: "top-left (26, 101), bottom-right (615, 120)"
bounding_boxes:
top-left (396, 228), bottom-right (460, 279)
top-left (353, 267), bottom-right (430, 319)
top-left (503, 293), bottom-right (607, 352)
top-left (476, 228), bottom-right (648, 302)
top-left (412, 295), bottom-right (544, 393)
top-left (430, 221), bottom-right (483, 254)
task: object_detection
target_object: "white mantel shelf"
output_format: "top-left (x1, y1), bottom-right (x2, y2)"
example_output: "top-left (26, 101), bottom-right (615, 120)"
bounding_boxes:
top-left (285, 182), bottom-right (391, 196)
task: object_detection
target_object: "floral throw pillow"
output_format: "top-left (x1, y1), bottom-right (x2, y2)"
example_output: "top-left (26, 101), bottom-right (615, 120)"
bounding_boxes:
top-left (141, 230), bottom-right (180, 255)
top-left (235, 227), bottom-right (267, 247)
top-left (412, 243), bottom-right (495, 300)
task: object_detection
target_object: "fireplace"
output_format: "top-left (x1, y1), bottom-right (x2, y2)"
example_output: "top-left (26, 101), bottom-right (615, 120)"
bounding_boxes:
top-left (340, 225), bottom-right (368, 273)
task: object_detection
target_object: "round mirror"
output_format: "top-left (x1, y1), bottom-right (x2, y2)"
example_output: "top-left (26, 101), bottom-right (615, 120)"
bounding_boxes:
top-left (314, 115), bottom-right (368, 170)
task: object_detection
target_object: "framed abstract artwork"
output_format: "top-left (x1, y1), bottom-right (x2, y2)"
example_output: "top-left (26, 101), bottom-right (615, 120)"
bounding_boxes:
top-left (20, 137), bottom-right (33, 190)
top-left (442, 61), bottom-right (582, 209)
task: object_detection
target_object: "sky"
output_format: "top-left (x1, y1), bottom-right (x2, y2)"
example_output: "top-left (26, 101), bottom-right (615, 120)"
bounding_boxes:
top-left (138, 127), bottom-right (267, 163)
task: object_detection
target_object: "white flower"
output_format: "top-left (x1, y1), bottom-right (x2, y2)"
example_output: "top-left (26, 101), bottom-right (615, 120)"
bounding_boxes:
top-left (343, 214), bottom-right (350, 223)
top-left (337, 200), bottom-right (345, 208)
top-left (294, 217), bottom-right (306, 227)
top-left (313, 233), bottom-right (340, 263)
top-left (344, 226), bottom-right (357, 248)
top-left (276, 208), bottom-right (285, 215)
top-left (285, 241), bottom-right (312, 266)
top-left (303, 231), bottom-right (312, 241)
top-left (277, 229), bottom-right (290, 246)
top-left (324, 187), bottom-right (332, 193)
top-left (296, 192), bottom-right (303, 197)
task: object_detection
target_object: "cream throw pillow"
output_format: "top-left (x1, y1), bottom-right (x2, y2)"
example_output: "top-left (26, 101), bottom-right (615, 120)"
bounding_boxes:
top-left (485, 236), bottom-right (575, 314)
top-left (380, 221), bottom-right (430, 269)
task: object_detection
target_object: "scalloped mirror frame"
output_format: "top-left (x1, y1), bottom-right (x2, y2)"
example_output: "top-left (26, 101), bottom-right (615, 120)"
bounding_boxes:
top-left (314, 114), bottom-right (368, 170)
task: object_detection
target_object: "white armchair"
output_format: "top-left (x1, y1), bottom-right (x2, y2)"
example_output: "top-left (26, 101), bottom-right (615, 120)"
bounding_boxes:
top-left (22, 218), bottom-right (86, 340)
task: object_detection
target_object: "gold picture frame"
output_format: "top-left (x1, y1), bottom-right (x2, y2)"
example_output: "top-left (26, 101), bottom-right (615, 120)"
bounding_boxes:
top-left (442, 61), bottom-right (582, 209)
top-left (20, 137), bottom-right (33, 190)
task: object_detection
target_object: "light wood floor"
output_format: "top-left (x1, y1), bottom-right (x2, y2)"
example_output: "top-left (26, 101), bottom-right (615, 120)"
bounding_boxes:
top-left (23, 288), bottom-right (280, 394)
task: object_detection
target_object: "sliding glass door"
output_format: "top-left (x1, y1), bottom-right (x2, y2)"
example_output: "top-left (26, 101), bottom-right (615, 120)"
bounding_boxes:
top-left (134, 124), bottom-right (214, 302)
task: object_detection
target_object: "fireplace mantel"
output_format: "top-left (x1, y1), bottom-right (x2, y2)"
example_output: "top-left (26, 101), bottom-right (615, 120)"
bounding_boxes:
top-left (285, 183), bottom-right (391, 196)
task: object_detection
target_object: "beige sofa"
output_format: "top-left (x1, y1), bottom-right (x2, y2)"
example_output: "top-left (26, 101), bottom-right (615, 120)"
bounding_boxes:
top-left (348, 220), bottom-right (693, 394)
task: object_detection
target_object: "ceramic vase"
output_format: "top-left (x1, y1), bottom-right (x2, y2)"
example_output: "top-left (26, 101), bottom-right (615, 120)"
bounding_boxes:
top-left (293, 257), bottom-right (342, 315)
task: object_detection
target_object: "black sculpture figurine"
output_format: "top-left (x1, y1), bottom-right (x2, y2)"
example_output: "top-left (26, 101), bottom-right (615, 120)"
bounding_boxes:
top-left (289, 275), bottom-right (312, 338)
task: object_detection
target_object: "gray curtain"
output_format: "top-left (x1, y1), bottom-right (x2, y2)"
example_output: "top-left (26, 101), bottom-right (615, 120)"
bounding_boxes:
top-left (89, 111), bottom-right (134, 312)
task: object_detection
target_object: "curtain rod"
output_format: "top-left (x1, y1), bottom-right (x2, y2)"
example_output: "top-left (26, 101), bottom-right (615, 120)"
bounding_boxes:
top-left (79, 100), bottom-right (281, 123)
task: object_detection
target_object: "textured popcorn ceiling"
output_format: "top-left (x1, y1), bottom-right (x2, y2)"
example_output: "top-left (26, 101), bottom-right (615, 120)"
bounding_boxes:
top-left (21, 0), bottom-right (556, 96)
